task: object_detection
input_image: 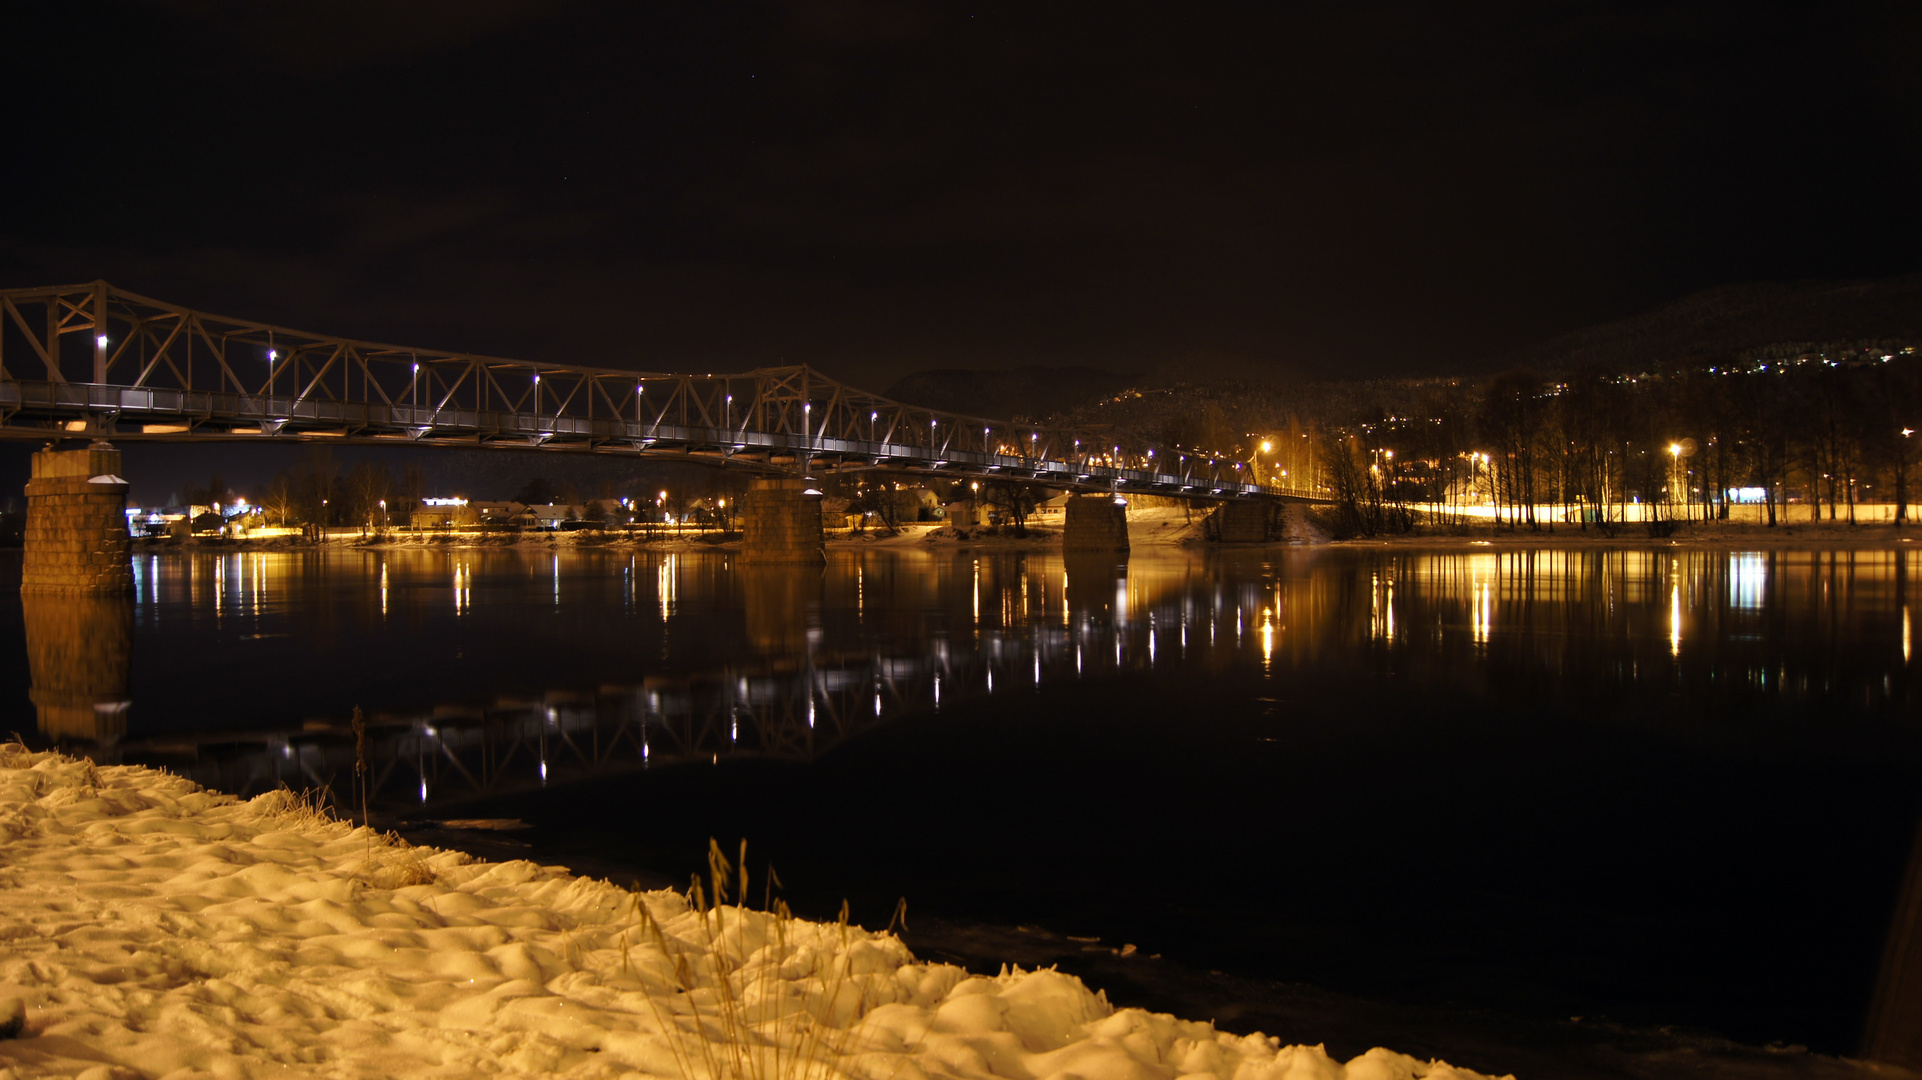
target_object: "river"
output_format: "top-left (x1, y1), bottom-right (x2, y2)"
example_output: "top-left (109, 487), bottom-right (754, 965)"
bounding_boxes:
top-left (4, 543), bottom-right (1918, 1060)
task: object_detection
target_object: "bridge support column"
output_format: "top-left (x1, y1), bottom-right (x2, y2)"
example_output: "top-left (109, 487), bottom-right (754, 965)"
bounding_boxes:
top-left (1062, 494), bottom-right (1129, 554)
top-left (1206, 500), bottom-right (1285, 543)
top-left (740, 477), bottom-right (825, 564)
top-left (23, 441), bottom-right (132, 594)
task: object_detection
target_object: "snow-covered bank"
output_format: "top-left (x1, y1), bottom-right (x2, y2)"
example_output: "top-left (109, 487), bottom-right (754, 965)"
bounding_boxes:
top-left (0, 748), bottom-right (1507, 1080)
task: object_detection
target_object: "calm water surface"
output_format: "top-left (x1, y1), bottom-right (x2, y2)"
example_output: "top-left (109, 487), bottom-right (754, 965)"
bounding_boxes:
top-left (4, 544), bottom-right (1919, 1055)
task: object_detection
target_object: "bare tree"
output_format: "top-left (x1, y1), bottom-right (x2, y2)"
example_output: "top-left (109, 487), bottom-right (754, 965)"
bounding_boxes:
top-left (980, 479), bottom-right (1042, 536)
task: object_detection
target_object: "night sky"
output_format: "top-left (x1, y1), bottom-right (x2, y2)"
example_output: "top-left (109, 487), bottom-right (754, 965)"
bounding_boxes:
top-left (4, 2), bottom-right (1920, 391)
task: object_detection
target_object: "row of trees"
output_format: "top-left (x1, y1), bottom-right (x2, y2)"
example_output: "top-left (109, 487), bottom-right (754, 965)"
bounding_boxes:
top-left (825, 476), bottom-right (1046, 536)
top-left (251, 454), bottom-right (420, 538)
top-left (1060, 346), bottom-right (1921, 537)
top-left (1314, 353), bottom-right (1921, 535)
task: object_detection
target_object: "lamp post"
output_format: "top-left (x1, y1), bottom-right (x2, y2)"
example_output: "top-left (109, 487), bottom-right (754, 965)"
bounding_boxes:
top-left (1667, 443), bottom-right (1686, 521)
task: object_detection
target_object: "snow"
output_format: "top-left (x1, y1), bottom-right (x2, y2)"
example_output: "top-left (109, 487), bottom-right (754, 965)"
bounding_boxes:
top-left (0, 747), bottom-right (1509, 1080)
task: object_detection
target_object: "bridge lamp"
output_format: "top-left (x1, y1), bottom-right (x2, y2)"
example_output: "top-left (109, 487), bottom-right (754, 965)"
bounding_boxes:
top-left (533, 374), bottom-right (541, 384)
top-left (96, 334), bottom-right (108, 349)
top-left (267, 349), bottom-right (277, 361)
top-left (1260, 440), bottom-right (1272, 453)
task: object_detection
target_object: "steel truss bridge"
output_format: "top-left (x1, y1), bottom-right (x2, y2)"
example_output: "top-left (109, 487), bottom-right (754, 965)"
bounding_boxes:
top-left (0, 282), bottom-right (1304, 500)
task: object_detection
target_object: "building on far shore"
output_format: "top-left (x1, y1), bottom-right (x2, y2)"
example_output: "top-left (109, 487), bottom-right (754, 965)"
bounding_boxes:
top-left (413, 497), bottom-right (478, 530)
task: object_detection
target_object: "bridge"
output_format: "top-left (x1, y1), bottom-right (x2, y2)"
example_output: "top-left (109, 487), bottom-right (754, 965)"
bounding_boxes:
top-left (3, 281), bottom-right (1311, 582)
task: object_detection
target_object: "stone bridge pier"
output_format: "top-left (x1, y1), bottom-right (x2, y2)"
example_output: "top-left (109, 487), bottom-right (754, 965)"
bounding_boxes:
top-left (739, 477), bottom-right (826, 564)
top-left (1062, 494), bottom-right (1130, 554)
top-left (23, 441), bottom-right (133, 594)
top-left (1206, 500), bottom-right (1287, 543)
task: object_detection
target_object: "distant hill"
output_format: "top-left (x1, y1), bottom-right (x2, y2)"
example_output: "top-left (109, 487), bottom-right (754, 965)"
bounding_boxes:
top-left (882, 366), bottom-right (1135, 424)
top-left (1508, 274), bottom-right (1922, 373)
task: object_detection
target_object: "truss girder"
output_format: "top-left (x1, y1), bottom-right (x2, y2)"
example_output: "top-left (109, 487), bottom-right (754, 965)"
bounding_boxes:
top-left (0, 281), bottom-right (1306, 500)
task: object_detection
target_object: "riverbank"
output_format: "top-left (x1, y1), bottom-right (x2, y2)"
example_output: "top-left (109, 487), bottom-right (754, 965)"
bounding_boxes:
top-left (119, 508), bottom-right (1221, 554)
top-left (116, 506), bottom-right (1922, 556)
top-left (1325, 518), bottom-right (1922, 549)
top-left (396, 815), bottom-right (1919, 1080)
top-left (0, 745), bottom-right (1503, 1080)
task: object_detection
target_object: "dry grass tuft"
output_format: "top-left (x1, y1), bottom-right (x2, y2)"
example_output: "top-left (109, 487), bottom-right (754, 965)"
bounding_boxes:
top-left (247, 786), bottom-right (339, 830)
top-left (615, 839), bottom-right (909, 1080)
top-left (358, 836), bottom-right (437, 889)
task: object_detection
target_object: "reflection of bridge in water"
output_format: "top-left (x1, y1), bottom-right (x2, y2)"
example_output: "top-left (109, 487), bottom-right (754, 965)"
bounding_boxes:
top-left (23, 545), bottom-right (1918, 812)
top-left (25, 553), bottom-right (1219, 812)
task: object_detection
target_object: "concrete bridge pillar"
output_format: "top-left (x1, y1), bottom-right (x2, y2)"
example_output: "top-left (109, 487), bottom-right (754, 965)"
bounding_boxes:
top-left (740, 477), bottom-right (825, 564)
top-left (23, 441), bottom-right (132, 594)
top-left (1206, 500), bottom-right (1285, 543)
top-left (1062, 494), bottom-right (1130, 554)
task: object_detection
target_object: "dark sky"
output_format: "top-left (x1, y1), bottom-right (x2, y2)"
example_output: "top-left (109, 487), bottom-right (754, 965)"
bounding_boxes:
top-left (4, 1), bottom-right (1919, 391)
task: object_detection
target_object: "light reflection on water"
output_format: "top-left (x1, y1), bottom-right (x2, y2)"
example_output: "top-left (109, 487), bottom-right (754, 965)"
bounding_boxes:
top-left (20, 544), bottom-right (1918, 790)
top-left (7, 544), bottom-right (1922, 1056)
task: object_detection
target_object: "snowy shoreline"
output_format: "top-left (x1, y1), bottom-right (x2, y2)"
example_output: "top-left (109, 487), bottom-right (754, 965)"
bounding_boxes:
top-left (0, 748), bottom-right (1504, 1080)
